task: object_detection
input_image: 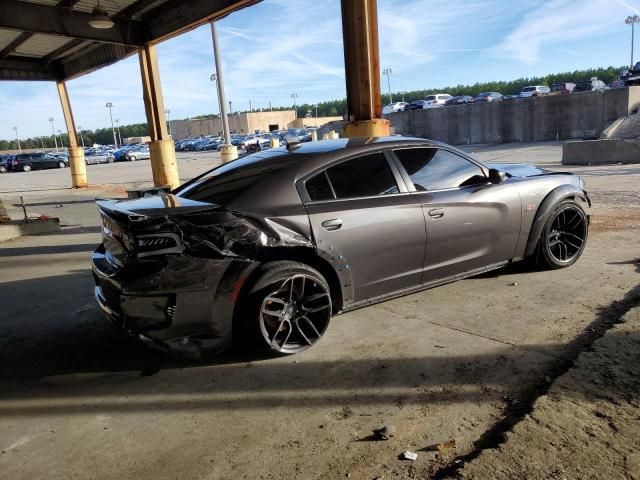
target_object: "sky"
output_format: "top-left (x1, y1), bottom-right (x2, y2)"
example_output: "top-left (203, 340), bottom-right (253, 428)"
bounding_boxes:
top-left (1, 0), bottom-right (639, 139)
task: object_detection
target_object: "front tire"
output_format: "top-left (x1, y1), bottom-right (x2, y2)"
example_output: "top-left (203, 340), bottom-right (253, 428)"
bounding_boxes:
top-left (58, 161), bottom-right (66, 168)
top-left (22, 164), bottom-right (32, 172)
top-left (129, 155), bottom-right (136, 161)
top-left (535, 200), bottom-right (588, 269)
top-left (240, 261), bottom-right (332, 355)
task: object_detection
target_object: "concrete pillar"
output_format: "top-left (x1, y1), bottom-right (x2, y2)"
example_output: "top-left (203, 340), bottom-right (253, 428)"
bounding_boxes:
top-left (56, 80), bottom-right (87, 188)
top-left (310, 130), bottom-right (318, 141)
top-left (270, 137), bottom-right (280, 148)
top-left (139, 44), bottom-right (180, 189)
top-left (340, 0), bottom-right (390, 138)
top-left (220, 145), bottom-right (238, 163)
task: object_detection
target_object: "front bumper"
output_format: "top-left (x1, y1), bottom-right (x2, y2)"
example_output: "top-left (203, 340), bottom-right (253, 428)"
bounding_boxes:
top-left (92, 244), bottom-right (251, 357)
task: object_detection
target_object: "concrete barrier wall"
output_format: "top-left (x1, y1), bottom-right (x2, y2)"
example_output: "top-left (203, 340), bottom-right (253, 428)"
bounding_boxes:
top-left (388, 87), bottom-right (639, 145)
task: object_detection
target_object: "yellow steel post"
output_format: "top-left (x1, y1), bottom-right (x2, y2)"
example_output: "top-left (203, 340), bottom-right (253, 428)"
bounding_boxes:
top-left (340, 0), bottom-right (390, 138)
top-left (56, 80), bottom-right (87, 188)
top-left (139, 44), bottom-right (180, 190)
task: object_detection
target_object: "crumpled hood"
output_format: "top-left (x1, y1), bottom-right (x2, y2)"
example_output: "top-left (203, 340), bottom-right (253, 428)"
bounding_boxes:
top-left (486, 162), bottom-right (551, 177)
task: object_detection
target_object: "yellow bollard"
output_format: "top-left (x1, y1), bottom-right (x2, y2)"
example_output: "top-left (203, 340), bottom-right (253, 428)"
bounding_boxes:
top-left (68, 146), bottom-right (87, 188)
top-left (220, 144), bottom-right (238, 163)
top-left (270, 137), bottom-right (280, 148)
top-left (342, 119), bottom-right (390, 138)
top-left (149, 140), bottom-right (180, 190)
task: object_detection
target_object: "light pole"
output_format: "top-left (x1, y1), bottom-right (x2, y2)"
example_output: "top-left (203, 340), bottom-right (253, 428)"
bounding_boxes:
top-left (13, 126), bottom-right (21, 153)
top-left (269, 101), bottom-right (273, 111)
top-left (382, 67), bottom-right (393, 104)
top-left (229, 101), bottom-right (233, 114)
top-left (58, 130), bottom-right (65, 148)
top-left (314, 104), bottom-right (318, 118)
top-left (165, 109), bottom-right (172, 137)
top-left (249, 99), bottom-right (252, 112)
top-left (291, 93), bottom-right (298, 118)
top-left (626, 15), bottom-right (640, 68)
top-left (105, 101), bottom-right (117, 147)
top-left (39, 137), bottom-right (45, 150)
top-left (115, 119), bottom-right (122, 145)
top-left (48, 117), bottom-right (58, 152)
top-left (210, 73), bottom-right (224, 133)
top-left (210, 21), bottom-right (231, 147)
top-left (77, 126), bottom-right (85, 148)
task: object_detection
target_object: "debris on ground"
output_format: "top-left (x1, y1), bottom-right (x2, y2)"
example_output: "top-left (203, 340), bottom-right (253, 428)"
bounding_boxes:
top-left (373, 425), bottom-right (396, 440)
top-left (423, 439), bottom-right (457, 451)
top-left (400, 451), bottom-right (418, 461)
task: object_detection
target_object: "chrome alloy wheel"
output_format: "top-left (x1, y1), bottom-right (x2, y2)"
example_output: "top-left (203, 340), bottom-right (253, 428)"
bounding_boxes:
top-left (259, 274), bottom-right (332, 354)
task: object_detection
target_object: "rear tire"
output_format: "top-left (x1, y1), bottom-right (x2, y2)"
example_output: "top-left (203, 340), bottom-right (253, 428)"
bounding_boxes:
top-left (0, 166), bottom-right (6, 173)
top-left (22, 164), bottom-right (32, 172)
top-left (58, 161), bottom-right (66, 168)
top-left (129, 156), bottom-right (136, 161)
top-left (535, 200), bottom-right (588, 269)
top-left (237, 261), bottom-right (332, 355)
top-left (107, 156), bottom-right (114, 163)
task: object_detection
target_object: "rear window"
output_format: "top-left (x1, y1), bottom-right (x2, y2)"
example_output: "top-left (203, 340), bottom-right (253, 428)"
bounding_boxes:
top-left (306, 172), bottom-right (333, 201)
top-left (177, 150), bottom-right (288, 206)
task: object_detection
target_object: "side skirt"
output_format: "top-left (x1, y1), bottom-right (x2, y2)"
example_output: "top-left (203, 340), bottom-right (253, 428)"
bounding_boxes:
top-left (339, 259), bottom-right (519, 314)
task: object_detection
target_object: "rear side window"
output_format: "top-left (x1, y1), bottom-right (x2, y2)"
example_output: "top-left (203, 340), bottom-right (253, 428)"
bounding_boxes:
top-left (325, 153), bottom-right (399, 199)
top-left (306, 172), bottom-right (334, 201)
top-left (395, 148), bottom-right (485, 191)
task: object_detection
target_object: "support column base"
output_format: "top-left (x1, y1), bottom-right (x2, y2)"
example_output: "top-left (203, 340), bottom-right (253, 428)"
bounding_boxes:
top-left (342, 119), bottom-right (390, 138)
top-left (270, 138), bottom-right (280, 148)
top-left (68, 146), bottom-right (87, 188)
top-left (149, 140), bottom-right (180, 190)
top-left (220, 145), bottom-right (238, 163)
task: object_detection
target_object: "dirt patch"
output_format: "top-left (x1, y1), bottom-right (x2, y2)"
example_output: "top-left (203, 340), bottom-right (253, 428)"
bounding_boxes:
top-left (589, 208), bottom-right (640, 232)
top-left (450, 304), bottom-right (640, 480)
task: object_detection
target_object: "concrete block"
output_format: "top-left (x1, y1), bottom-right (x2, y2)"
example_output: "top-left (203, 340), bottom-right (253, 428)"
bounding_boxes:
top-left (562, 139), bottom-right (640, 165)
top-left (0, 218), bottom-right (61, 242)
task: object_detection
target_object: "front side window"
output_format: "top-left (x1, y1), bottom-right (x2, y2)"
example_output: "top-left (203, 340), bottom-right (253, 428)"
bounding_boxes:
top-left (325, 153), bottom-right (399, 199)
top-left (394, 148), bottom-right (486, 191)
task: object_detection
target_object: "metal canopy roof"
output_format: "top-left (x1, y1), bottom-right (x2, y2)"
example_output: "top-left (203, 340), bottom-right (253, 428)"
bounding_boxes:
top-left (0, 0), bottom-right (260, 81)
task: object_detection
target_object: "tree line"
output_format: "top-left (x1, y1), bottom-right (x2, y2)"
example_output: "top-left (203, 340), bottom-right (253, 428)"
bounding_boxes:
top-left (0, 65), bottom-right (624, 148)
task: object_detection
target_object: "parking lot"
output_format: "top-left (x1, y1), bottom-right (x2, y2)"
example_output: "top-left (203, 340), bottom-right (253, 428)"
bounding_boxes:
top-left (1, 142), bottom-right (639, 479)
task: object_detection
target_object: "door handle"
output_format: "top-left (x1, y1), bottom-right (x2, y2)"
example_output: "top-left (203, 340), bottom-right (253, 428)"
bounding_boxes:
top-left (321, 219), bottom-right (343, 231)
top-left (428, 208), bottom-right (445, 219)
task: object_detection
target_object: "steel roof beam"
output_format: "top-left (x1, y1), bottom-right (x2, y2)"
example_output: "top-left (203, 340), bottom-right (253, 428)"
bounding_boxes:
top-left (0, 0), bottom-right (147, 46)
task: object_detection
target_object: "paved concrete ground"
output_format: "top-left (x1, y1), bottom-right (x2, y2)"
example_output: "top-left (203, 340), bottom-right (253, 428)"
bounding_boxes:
top-left (0, 141), bottom-right (638, 479)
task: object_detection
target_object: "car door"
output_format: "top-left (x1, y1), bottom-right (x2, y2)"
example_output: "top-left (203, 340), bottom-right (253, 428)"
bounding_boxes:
top-left (304, 151), bottom-right (427, 303)
top-left (391, 147), bottom-right (522, 284)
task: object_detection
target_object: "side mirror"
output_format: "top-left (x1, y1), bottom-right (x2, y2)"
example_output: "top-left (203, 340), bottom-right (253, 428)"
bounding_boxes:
top-left (489, 168), bottom-right (507, 184)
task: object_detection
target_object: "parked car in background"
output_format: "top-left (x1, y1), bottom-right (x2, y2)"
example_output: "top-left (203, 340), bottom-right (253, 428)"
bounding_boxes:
top-left (620, 62), bottom-right (640, 86)
top-left (382, 102), bottom-right (408, 114)
top-left (519, 85), bottom-right (550, 98)
top-left (573, 78), bottom-right (608, 93)
top-left (502, 93), bottom-right (521, 100)
top-left (85, 152), bottom-right (114, 165)
top-left (549, 83), bottom-right (576, 95)
top-left (444, 95), bottom-right (474, 106)
top-left (0, 154), bottom-right (12, 173)
top-left (609, 79), bottom-right (626, 89)
top-left (404, 100), bottom-right (430, 110)
top-left (10, 152), bottom-right (68, 172)
top-left (424, 94), bottom-right (453, 107)
top-left (112, 145), bottom-right (136, 161)
top-left (124, 146), bottom-right (150, 161)
top-left (473, 92), bottom-right (503, 103)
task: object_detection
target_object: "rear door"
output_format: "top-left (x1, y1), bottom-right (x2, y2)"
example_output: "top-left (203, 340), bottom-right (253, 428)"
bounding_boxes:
top-left (304, 151), bottom-right (427, 303)
top-left (391, 147), bottom-right (522, 284)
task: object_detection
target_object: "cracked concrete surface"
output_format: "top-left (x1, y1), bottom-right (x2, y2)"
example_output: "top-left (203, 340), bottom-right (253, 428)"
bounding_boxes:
top-left (0, 143), bottom-right (639, 479)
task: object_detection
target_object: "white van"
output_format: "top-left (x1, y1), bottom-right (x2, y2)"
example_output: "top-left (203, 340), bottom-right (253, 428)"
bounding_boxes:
top-left (519, 86), bottom-right (550, 98)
